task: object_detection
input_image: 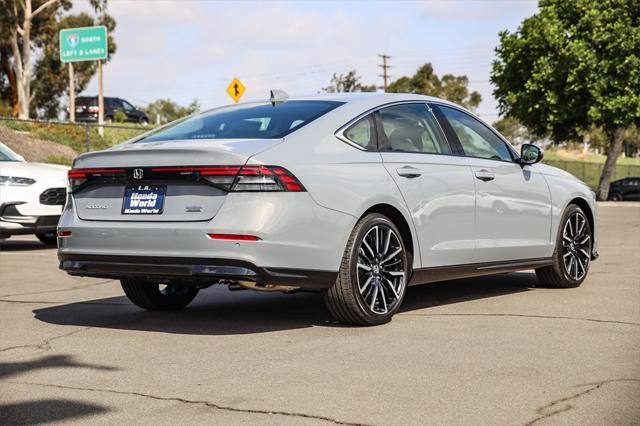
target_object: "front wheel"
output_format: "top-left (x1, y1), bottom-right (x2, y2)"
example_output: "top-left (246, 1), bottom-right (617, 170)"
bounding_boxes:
top-left (608, 193), bottom-right (623, 201)
top-left (36, 231), bottom-right (58, 246)
top-left (324, 213), bottom-right (410, 326)
top-left (536, 204), bottom-right (592, 288)
top-left (121, 279), bottom-right (199, 311)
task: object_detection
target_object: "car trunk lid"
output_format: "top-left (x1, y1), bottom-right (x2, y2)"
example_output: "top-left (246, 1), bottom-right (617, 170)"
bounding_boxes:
top-left (72, 138), bottom-right (282, 222)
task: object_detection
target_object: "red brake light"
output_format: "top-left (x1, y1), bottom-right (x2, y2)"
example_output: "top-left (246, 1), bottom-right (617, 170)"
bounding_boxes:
top-left (199, 165), bottom-right (305, 192)
top-left (67, 168), bottom-right (126, 192)
top-left (57, 230), bottom-right (72, 237)
top-left (66, 165), bottom-right (305, 193)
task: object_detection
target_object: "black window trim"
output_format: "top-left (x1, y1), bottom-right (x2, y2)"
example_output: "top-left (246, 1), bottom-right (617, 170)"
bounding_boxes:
top-left (430, 102), bottom-right (521, 164)
top-left (339, 113), bottom-right (380, 152)
top-left (335, 100), bottom-right (457, 156)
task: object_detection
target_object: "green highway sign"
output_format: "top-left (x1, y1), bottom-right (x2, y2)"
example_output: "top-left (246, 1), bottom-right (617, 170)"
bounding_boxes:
top-left (59, 26), bottom-right (108, 63)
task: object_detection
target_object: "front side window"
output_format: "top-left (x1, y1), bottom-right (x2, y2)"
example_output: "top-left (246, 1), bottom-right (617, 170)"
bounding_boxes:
top-left (437, 105), bottom-right (513, 161)
top-left (378, 103), bottom-right (451, 154)
top-left (140, 101), bottom-right (343, 142)
top-left (122, 101), bottom-right (135, 111)
top-left (344, 114), bottom-right (376, 150)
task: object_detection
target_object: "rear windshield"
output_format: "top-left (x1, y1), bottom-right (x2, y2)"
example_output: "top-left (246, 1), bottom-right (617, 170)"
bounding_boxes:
top-left (139, 100), bottom-right (343, 142)
top-left (76, 97), bottom-right (97, 106)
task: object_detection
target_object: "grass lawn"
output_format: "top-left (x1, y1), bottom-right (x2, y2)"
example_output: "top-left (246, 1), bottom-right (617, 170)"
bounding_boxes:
top-left (1, 119), bottom-right (150, 154)
top-left (544, 148), bottom-right (640, 166)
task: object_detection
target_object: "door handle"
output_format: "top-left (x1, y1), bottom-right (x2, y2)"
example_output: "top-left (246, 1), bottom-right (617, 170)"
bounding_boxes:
top-left (474, 169), bottom-right (495, 182)
top-left (396, 166), bottom-right (421, 178)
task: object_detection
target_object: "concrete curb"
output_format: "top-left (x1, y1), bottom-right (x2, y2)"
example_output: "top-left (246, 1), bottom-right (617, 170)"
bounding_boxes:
top-left (597, 201), bottom-right (640, 207)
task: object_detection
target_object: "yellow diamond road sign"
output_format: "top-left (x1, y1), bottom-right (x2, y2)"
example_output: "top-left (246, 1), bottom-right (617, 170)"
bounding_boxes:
top-left (226, 77), bottom-right (246, 103)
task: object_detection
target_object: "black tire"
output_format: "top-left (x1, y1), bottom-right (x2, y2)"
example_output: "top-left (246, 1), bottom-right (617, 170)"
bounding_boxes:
top-left (324, 213), bottom-right (410, 326)
top-left (536, 204), bottom-right (592, 288)
top-left (120, 278), bottom-right (199, 311)
top-left (36, 231), bottom-right (58, 246)
top-left (608, 192), bottom-right (623, 201)
top-left (139, 117), bottom-right (149, 126)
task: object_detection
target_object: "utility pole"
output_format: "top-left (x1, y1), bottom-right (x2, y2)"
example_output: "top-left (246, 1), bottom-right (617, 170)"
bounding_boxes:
top-left (98, 59), bottom-right (104, 137)
top-left (378, 54), bottom-right (391, 92)
top-left (68, 62), bottom-right (75, 122)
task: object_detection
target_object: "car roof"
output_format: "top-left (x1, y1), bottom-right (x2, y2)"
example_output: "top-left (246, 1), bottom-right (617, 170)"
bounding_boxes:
top-left (278, 92), bottom-right (458, 108)
top-left (208, 92), bottom-right (467, 118)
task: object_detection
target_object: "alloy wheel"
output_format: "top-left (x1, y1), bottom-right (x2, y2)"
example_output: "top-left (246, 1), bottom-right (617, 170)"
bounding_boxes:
top-left (561, 211), bottom-right (591, 281)
top-left (356, 225), bottom-right (406, 315)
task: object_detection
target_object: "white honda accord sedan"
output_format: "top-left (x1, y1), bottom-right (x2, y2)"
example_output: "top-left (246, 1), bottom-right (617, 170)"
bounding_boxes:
top-left (58, 93), bottom-right (598, 325)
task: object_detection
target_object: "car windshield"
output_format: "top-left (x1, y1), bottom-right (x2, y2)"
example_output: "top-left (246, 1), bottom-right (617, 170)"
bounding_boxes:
top-left (138, 100), bottom-right (343, 142)
top-left (0, 144), bottom-right (22, 161)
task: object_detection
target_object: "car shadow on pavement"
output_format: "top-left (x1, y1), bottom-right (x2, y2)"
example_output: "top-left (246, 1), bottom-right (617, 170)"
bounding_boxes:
top-left (33, 272), bottom-right (537, 335)
top-left (0, 354), bottom-right (118, 381)
top-left (0, 239), bottom-right (53, 252)
top-left (1, 400), bottom-right (110, 425)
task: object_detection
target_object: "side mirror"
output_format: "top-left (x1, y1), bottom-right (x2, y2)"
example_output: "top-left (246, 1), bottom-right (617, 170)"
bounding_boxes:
top-left (520, 144), bottom-right (543, 165)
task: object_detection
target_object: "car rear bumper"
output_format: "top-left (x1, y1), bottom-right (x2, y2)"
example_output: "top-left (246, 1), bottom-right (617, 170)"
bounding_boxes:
top-left (59, 253), bottom-right (337, 289)
top-left (58, 191), bottom-right (355, 275)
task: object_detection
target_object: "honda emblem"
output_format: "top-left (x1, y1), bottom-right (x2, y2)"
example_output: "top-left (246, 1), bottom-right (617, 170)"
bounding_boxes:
top-left (133, 168), bottom-right (144, 179)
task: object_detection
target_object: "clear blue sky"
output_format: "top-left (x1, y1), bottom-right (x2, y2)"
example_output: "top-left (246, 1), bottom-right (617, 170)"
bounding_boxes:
top-left (76, 0), bottom-right (538, 120)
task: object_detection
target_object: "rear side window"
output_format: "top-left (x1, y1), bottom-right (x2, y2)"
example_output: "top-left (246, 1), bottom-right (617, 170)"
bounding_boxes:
top-left (140, 101), bottom-right (343, 142)
top-left (437, 105), bottom-right (513, 161)
top-left (378, 103), bottom-right (451, 155)
top-left (344, 114), bottom-right (377, 150)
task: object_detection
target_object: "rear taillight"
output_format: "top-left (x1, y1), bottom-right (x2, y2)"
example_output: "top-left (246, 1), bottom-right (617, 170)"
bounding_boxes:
top-left (232, 166), bottom-right (305, 192)
top-left (150, 165), bottom-right (306, 192)
top-left (68, 168), bottom-right (126, 192)
top-left (67, 165), bottom-right (305, 193)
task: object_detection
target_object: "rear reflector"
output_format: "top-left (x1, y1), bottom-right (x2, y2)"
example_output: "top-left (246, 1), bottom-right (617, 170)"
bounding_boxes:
top-left (57, 230), bottom-right (72, 237)
top-left (207, 233), bottom-right (261, 241)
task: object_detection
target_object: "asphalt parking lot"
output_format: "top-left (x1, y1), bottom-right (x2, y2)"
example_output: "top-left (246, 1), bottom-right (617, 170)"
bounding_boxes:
top-left (1, 203), bottom-right (638, 425)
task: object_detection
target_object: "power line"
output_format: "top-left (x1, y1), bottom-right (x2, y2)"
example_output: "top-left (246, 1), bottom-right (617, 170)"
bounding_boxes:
top-left (378, 54), bottom-right (391, 92)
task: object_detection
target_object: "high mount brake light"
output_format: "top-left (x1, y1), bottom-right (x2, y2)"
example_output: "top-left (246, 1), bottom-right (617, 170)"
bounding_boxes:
top-left (66, 165), bottom-right (305, 193)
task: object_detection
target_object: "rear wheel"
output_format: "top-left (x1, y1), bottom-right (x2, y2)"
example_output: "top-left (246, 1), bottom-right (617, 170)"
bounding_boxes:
top-left (36, 231), bottom-right (58, 246)
top-left (608, 192), bottom-right (623, 201)
top-left (121, 279), bottom-right (199, 310)
top-left (536, 204), bottom-right (592, 288)
top-left (324, 213), bottom-right (410, 326)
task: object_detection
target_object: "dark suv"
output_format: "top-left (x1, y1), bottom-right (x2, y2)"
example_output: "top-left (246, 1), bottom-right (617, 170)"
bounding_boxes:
top-left (72, 96), bottom-right (149, 125)
top-left (608, 177), bottom-right (640, 201)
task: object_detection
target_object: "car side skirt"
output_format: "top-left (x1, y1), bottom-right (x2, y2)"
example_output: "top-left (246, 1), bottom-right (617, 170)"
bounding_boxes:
top-left (59, 254), bottom-right (338, 289)
top-left (409, 257), bottom-right (554, 286)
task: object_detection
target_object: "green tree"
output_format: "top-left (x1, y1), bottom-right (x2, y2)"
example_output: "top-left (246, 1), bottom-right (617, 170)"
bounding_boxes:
top-left (144, 99), bottom-right (200, 125)
top-left (387, 63), bottom-right (481, 110)
top-left (491, 0), bottom-right (640, 200)
top-left (492, 116), bottom-right (542, 146)
top-left (322, 70), bottom-right (376, 93)
top-left (0, 0), bottom-right (114, 119)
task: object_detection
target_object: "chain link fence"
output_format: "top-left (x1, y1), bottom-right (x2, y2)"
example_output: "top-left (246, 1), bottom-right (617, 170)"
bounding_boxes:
top-left (543, 160), bottom-right (640, 190)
